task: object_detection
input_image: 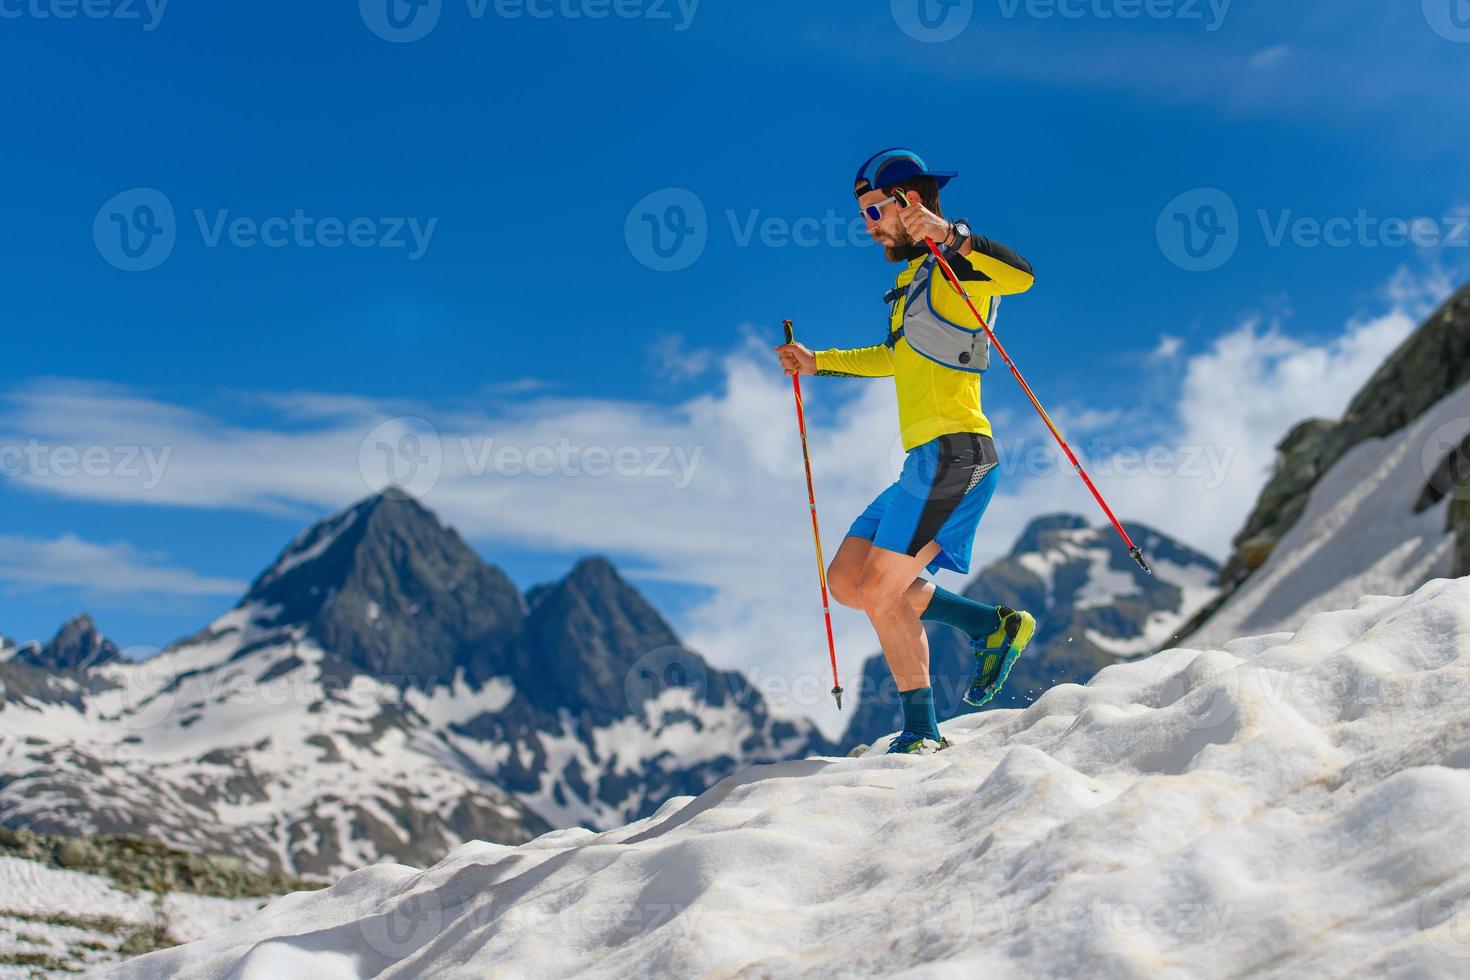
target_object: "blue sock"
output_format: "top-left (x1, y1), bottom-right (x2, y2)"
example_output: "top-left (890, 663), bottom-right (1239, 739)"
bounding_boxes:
top-left (920, 586), bottom-right (1002, 641)
top-left (898, 686), bottom-right (940, 742)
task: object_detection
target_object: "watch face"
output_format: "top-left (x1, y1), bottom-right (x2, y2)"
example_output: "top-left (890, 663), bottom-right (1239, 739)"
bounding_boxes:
top-left (955, 221), bottom-right (972, 237)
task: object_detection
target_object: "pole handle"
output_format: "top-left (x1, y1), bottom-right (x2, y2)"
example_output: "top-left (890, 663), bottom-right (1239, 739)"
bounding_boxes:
top-left (783, 319), bottom-right (794, 345)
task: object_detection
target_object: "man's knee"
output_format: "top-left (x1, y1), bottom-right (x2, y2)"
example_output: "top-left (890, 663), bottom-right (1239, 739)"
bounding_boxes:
top-left (828, 560), bottom-right (861, 609)
top-left (855, 570), bottom-right (905, 612)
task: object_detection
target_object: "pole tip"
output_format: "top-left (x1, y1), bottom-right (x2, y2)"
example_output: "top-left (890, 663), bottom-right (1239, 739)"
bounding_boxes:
top-left (1130, 547), bottom-right (1153, 575)
top-left (831, 685), bottom-right (844, 710)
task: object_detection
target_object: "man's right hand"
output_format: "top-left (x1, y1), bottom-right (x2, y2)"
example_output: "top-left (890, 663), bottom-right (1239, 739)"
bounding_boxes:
top-left (773, 342), bottom-right (816, 376)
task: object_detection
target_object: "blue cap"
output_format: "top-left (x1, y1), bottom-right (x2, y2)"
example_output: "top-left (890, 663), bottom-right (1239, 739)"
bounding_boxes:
top-left (854, 147), bottom-right (958, 194)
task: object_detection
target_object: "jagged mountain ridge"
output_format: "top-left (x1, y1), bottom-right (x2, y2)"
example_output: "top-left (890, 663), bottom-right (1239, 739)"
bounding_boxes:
top-left (0, 494), bottom-right (828, 878)
top-left (841, 514), bottom-right (1219, 750)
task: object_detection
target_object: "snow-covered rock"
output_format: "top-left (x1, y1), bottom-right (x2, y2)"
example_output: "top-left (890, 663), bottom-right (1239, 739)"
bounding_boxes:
top-left (1189, 382), bottom-right (1470, 647)
top-left (0, 494), bottom-right (828, 879)
top-left (1186, 282), bottom-right (1470, 644)
top-left (104, 576), bottom-right (1470, 979)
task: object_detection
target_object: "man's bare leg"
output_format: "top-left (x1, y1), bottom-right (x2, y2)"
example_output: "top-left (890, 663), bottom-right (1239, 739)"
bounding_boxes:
top-left (827, 536), bottom-right (937, 616)
top-left (854, 541), bottom-right (944, 692)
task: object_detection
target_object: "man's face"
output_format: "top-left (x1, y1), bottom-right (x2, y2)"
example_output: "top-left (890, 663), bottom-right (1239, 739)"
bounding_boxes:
top-left (857, 184), bottom-right (918, 262)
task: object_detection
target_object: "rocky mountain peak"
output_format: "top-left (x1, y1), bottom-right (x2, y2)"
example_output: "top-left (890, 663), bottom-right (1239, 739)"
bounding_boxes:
top-left (243, 492), bottom-right (526, 687)
top-left (14, 614), bottom-right (121, 672)
top-left (1009, 513), bottom-right (1091, 556)
top-left (521, 556), bottom-right (683, 723)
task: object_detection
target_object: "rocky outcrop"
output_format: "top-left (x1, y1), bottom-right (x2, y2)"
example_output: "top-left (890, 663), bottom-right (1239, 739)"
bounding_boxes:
top-left (1178, 283), bottom-right (1470, 640)
top-left (13, 614), bottom-right (121, 672)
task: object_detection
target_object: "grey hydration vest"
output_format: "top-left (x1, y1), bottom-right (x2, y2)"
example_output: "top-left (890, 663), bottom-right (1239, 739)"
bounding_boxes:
top-left (883, 255), bottom-right (997, 374)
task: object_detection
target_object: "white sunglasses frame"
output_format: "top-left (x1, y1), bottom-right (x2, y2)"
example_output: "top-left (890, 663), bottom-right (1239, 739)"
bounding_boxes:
top-left (859, 194), bottom-right (901, 222)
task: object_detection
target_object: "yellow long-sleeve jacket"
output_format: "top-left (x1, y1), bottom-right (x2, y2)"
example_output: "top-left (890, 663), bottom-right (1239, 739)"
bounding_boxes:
top-left (814, 238), bottom-right (1035, 452)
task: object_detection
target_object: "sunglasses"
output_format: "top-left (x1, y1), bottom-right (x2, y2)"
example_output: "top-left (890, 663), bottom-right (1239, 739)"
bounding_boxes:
top-left (859, 194), bottom-right (902, 222)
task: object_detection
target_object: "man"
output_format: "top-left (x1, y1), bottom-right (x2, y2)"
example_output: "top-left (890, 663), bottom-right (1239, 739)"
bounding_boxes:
top-left (774, 148), bottom-right (1037, 755)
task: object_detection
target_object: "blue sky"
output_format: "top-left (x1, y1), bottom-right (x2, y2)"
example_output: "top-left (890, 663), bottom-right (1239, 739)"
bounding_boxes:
top-left (2, 1), bottom-right (1468, 709)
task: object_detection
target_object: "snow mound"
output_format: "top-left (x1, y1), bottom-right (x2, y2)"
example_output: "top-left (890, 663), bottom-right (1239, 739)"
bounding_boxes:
top-left (104, 578), bottom-right (1470, 979)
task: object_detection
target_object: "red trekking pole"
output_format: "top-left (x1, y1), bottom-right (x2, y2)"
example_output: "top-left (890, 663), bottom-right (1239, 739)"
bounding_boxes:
top-left (896, 192), bottom-right (1152, 575)
top-left (782, 319), bottom-right (845, 710)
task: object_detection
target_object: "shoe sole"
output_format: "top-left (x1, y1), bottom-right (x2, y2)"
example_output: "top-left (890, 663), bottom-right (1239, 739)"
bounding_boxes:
top-left (963, 611), bottom-right (1036, 708)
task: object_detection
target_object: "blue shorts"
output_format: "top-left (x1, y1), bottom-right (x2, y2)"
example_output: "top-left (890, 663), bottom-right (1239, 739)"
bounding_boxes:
top-left (846, 432), bottom-right (1000, 575)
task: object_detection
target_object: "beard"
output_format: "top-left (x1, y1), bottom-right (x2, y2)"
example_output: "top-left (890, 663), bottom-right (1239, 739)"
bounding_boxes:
top-left (884, 239), bottom-right (928, 263)
top-left (880, 226), bottom-right (927, 263)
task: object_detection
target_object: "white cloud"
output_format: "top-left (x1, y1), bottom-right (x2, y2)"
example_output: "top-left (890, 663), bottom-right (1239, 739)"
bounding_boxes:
top-left (0, 534), bottom-right (246, 597)
top-left (1150, 334), bottom-right (1184, 361)
top-left (1250, 45), bottom-right (1291, 70)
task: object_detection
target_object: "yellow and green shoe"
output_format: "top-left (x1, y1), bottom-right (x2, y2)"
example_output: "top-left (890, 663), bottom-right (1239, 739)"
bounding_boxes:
top-left (963, 607), bottom-right (1036, 708)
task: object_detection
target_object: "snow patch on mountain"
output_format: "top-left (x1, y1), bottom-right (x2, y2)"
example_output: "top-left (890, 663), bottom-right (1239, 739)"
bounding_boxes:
top-left (107, 576), bottom-right (1470, 978)
top-left (1189, 382), bottom-right (1470, 648)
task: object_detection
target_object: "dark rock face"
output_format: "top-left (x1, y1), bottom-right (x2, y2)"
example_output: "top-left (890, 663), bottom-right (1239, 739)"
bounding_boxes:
top-left (520, 557), bottom-right (682, 724)
top-left (841, 515), bottom-right (1218, 751)
top-left (14, 615), bottom-right (121, 672)
top-left (244, 492), bottom-right (526, 689)
top-left (1178, 283), bottom-right (1470, 641)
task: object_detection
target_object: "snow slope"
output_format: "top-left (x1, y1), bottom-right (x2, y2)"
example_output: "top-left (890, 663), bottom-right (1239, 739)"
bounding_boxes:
top-left (0, 856), bottom-right (268, 977)
top-left (1190, 383), bottom-right (1470, 648)
top-left (105, 576), bottom-right (1470, 978)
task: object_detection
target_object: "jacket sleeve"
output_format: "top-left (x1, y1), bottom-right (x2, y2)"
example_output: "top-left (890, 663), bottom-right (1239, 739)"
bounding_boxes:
top-left (954, 237), bottom-right (1035, 296)
top-left (929, 236), bottom-right (1034, 326)
top-left (813, 344), bottom-right (895, 378)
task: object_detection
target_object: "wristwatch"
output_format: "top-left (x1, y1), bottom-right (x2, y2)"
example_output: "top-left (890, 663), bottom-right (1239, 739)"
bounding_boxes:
top-left (944, 219), bottom-right (974, 258)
